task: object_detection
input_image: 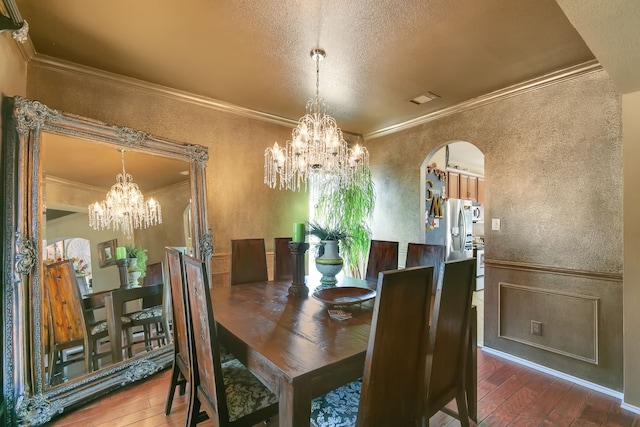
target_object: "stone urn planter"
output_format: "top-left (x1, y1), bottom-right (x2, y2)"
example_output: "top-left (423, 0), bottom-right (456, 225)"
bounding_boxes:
top-left (315, 240), bottom-right (343, 287)
top-left (127, 257), bottom-right (142, 287)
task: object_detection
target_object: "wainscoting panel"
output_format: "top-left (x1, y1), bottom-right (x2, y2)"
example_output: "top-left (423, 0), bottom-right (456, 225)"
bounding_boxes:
top-left (498, 283), bottom-right (598, 363)
top-left (484, 259), bottom-right (623, 391)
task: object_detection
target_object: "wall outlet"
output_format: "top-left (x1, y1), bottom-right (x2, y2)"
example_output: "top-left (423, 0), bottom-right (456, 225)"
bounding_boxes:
top-left (531, 320), bottom-right (542, 336)
top-left (492, 218), bottom-right (501, 231)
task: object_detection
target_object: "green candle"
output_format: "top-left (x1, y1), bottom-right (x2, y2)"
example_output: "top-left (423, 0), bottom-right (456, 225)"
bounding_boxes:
top-left (292, 223), bottom-right (305, 242)
top-left (116, 246), bottom-right (127, 260)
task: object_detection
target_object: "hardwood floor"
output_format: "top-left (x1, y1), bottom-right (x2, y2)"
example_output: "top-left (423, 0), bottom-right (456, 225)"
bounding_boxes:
top-left (47, 348), bottom-right (640, 426)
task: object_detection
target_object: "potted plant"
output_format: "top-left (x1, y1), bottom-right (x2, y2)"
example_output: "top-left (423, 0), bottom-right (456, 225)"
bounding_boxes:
top-left (307, 220), bottom-right (352, 287)
top-left (124, 243), bottom-right (148, 286)
top-left (313, 166), bottom-right (375, 279)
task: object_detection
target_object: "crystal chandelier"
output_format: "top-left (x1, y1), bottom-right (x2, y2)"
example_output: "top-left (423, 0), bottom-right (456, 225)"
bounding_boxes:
top-left (264, 48), bottom-right (369, 191)
top-left (88, 150), bottom-right (162, 239)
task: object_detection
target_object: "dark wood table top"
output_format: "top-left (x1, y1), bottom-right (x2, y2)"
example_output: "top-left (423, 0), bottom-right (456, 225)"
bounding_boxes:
top-left (211, 277), bottom-right (375, 426)
top-left (211, 278), bottom-right (375, 380)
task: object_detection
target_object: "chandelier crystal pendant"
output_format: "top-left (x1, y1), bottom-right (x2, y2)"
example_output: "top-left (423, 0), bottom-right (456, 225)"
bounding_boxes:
top-left (88, 150), bottom-right (162, 239)
top-left (264, 48), bottom-right (369, 191)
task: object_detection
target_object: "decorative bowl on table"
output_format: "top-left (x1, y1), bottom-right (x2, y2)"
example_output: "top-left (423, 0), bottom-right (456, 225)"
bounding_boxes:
top-left (312, 287), bottom-right (376, 306)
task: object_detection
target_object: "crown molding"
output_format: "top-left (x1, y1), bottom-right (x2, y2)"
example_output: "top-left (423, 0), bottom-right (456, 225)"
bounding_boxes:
top-left (1, 0), bottom-right (34, 61)
top-left (30, 54), bottom-right (300, 129)
top-left (363, 60), bottom-right (603, 141)
top-left (30, 54), bottom-right (602, 142)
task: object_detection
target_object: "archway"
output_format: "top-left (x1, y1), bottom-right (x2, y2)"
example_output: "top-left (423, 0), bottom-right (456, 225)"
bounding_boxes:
top-left (420, 140), bottom-right (486, 345)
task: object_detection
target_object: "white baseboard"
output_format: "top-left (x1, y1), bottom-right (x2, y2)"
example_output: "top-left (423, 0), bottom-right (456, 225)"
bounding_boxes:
top-left (621, 402), bottom-right (640, 415)
top-left (481, 347), bottom-right (623, 400)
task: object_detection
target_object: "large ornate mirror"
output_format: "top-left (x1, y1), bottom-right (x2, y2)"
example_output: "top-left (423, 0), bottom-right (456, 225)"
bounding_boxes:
top-left (1, 96), bottom-right (212, 425)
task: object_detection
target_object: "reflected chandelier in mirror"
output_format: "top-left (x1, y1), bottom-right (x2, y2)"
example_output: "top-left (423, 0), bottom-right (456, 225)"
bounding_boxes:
top-left (1, 96), bottom-right (213, 426)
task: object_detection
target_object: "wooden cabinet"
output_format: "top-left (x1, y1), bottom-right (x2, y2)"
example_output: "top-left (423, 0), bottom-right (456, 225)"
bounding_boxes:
top-left (459, 174), bottom-right (469, 200)
top-left (447, 171), bottom-right (460, 199)
top-left (468, 176), bottom-right (478, 201)
top-left (477, 178), bottom-right (485, 205)
top-left (447, 171), bottom-right (483, 202)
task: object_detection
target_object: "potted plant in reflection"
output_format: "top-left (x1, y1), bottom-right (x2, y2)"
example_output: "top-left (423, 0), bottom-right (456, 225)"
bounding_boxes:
top-left (124, 243), bottom-right (148, 287)
top-left (307, 220), bottom-right (352, 288)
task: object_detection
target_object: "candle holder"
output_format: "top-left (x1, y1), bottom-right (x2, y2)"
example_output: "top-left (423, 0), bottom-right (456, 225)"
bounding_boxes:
top-left (116, 258), bottom-right (129, 288)
top-left (287, 241), bottom-right (310, 297)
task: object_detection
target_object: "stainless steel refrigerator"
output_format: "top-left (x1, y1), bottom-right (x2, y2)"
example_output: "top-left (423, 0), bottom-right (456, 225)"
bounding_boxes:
top-left (444, 198), bottom-right (474, 261)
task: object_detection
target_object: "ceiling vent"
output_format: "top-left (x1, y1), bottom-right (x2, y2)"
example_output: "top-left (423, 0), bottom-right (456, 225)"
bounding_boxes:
top-left (410, 92), bottom-right (441, 105)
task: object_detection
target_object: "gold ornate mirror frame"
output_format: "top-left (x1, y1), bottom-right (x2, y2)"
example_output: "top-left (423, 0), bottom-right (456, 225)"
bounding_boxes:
top-left (1, 96), bottom-right (212, 425)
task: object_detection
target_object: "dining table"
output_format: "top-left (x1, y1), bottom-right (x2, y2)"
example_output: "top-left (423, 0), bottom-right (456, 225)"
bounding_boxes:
top-left (86, 283), bottom-right (164, 363)
top-left (210, 276), bottom-right (477, 427)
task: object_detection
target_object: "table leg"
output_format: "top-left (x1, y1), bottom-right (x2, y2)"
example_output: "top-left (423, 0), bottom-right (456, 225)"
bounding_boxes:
top-left (467, 305), bottom-right (478, 422)
top-left (104, 294), bottom-right (123, 363)
top-left (279, 379), bottom-right (312, 427)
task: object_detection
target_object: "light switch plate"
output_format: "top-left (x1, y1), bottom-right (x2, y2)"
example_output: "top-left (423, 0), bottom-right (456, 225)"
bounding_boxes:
top-left (492, 218), bottom-right (501, 231)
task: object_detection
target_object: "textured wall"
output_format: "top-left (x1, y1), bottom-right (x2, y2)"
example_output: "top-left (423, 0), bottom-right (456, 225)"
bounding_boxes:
top-left (26, 63), bottom-right (309, 255)
top-left (0, 32), bottom-right (26, 100)
top-left (1, 31), bottom-right (27, 174)
top-left (135, 181), bottom-right (191, 264)
top-left (368, 70), bottom-right (621, 272)
top-left (367, 70), bottom-right (623, 389)
top-left (623, 90), bottom-right (640, 406)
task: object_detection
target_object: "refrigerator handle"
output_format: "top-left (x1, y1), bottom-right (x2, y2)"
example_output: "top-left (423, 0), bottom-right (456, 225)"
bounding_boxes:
top-left (460, 206), bottom-right (467, 253)
top-left (458, 206), bottom-right (465, 251)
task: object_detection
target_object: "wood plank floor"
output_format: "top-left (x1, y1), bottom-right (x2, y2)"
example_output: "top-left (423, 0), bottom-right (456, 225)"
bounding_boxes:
top-left (47, 348), bottom-right (640, 427)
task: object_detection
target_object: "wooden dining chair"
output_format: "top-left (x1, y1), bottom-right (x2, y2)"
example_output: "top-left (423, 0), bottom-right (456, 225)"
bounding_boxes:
top-left (405, 243), bottom-right (446, 294)
top-left (311, 265), bottom-right (434, 426)
top-left (423, 258), bottom-right (476, 426)
top-left (44, 260), bottom-right (87, 384)
top-left (45, 260), bottom-right (123, 382)
top-left (182, 254), bottom-right (279, 426)
top-left (364, 240), bottom-right (399, 283)
top-left (123, 261), bottom-right (169, 353)
top-left (230, 238), bottom-right (268, 285)
top-left (111, 283), bottom-right (168, 358)
top-left (164, 247), bottom-right (192, 416)
top-left (273, 237), bottom-right (293, 281)
top-left (165, 247), bottom-right (237, 416)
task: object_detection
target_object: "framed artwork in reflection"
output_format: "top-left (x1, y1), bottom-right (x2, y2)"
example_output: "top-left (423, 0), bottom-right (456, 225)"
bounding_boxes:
top-left (97, 239), bottom-right (117, 268)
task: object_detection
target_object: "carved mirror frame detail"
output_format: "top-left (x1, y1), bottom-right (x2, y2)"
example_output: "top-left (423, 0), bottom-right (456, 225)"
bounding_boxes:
top-left (2, 96), bottom-right (211, 426)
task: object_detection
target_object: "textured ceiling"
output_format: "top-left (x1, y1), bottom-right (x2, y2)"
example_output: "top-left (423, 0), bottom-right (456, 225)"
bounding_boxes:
top-left (15, 0), bottom-right (595, 136)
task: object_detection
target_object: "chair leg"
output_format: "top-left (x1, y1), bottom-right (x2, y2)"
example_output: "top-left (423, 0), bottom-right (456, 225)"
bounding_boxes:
top-left (126, 328), bottom-right (135, 358)
top-left (164, 364), bottom-right (181, 415)
top-left (179, 373), bottom-right (187, 395)
top-left (187, 391), bottom-right (200, 427)
top-left (143, 325), bottom-right (152, 350)
top-left (455, 386), bottom-right (470, 427)
top-left (48, 349), bottom-right (60, 386)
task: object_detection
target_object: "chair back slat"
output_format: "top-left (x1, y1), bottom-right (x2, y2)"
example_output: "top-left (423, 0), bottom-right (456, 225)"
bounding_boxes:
top-left (141, 261), bottom-right (164, 308)
top-left (143, 262), bottom-right (164, 286)
top-left (364, 240), bottom-right (399, 282)
top-left (230, 238), bottom-right (268, 285)
top-left (425, 258), bottom-right (476, 417)
top-left (166, 248), bottom-right (190, 376)
top-left (45, 260), bottom-right (86, 344)
top-left (405, 243), bottom-right (446, 294)
top-left (356, 266), bottom-right (434, 426)
top-left (273, 237), bottom-right (293, 281)
top-left (183, 255), bottom-right (229, 424)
